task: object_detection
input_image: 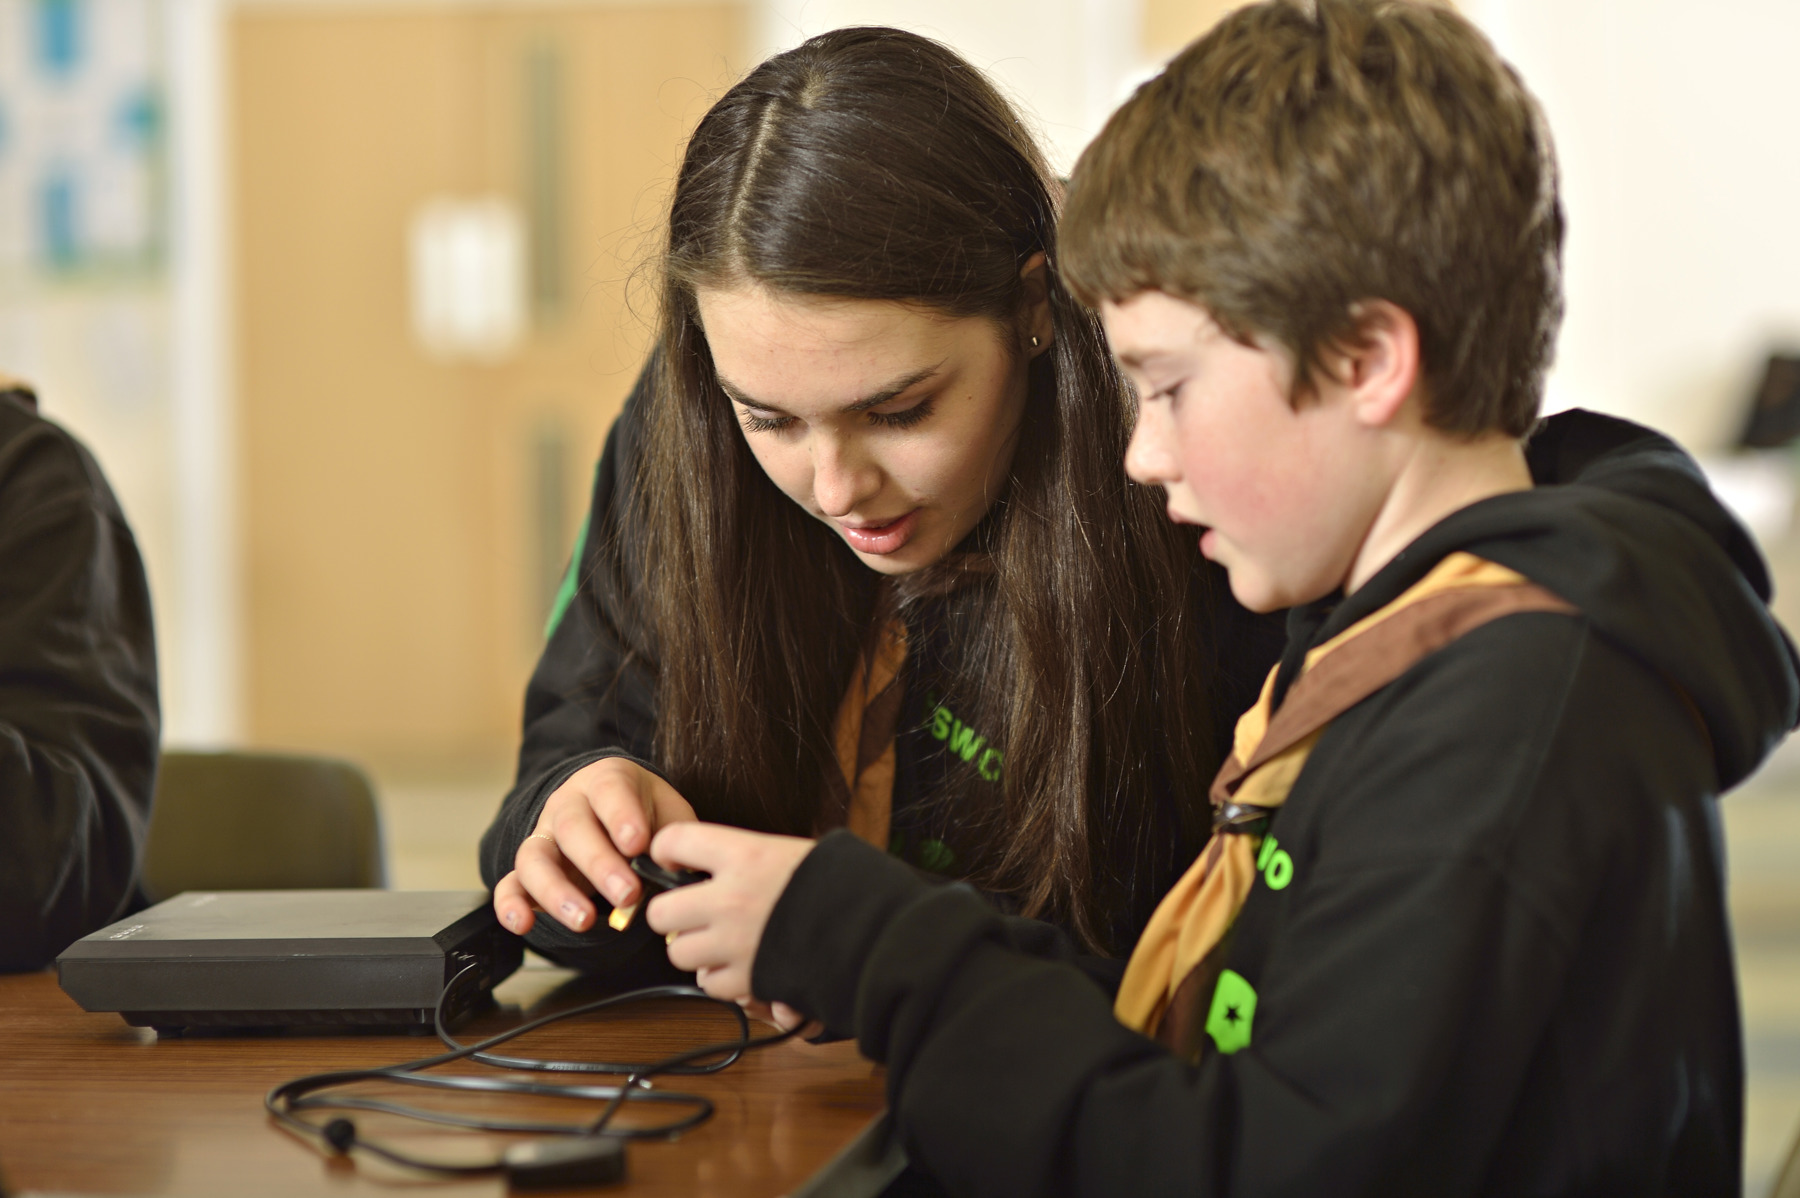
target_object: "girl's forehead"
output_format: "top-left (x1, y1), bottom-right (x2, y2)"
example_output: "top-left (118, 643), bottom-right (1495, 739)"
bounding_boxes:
top-left (696, 285), bottom-right (1000, 409)
top-left (697, 284), bottom-right (964, 343)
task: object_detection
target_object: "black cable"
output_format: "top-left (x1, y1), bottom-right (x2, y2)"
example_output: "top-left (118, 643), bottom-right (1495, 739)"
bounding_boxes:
top-left (435, 982), bottom-right (753, 1075)
top-left (265, 962), bottom-right (803, 1178)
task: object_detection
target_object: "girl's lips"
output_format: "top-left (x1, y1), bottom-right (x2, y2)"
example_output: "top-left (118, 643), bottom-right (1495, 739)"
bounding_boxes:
top-left (839, 508), bottom-right (922, 555)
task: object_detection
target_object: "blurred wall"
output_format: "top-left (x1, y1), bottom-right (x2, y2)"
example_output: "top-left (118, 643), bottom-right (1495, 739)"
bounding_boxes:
top-left (1463, 0), bottom-right (1800, 451)
top-left (1141, 0), bottom-right (1235, 58)
top-left (232, 2), bottom-right (744, 772)
top-left (13, 0), bottom-right (1800, 772)
top-left (757, 0), bottom-right (1136, 175)
top-left (753, 0), bottom-right (1232, 174)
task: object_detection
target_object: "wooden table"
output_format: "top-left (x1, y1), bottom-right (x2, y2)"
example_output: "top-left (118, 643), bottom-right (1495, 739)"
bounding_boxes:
top-left (0, 962), bottom-right (887, 1196)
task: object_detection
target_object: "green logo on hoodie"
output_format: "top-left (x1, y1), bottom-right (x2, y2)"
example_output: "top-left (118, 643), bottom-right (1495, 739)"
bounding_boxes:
top-left (1206, 969), bottom-right (1258, 1054)
top-left (925, 694), bottom-right (1004, 782)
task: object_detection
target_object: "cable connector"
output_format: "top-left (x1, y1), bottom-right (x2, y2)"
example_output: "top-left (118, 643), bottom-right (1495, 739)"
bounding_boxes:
top-left (322, 1118), bottom-right (357, 1154)
top-left (502, 1136), bottom-right (626, 1190)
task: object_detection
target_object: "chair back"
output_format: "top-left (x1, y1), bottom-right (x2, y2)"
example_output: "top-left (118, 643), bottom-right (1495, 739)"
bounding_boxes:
top-left (1776, 1116), bottom-right (1800, 1198)
top-left (141, 751), bottom-right (387, 901)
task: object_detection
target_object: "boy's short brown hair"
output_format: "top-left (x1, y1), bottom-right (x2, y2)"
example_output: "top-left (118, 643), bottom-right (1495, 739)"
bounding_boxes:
top-left (1061, 0), bottom-right (1562, 437)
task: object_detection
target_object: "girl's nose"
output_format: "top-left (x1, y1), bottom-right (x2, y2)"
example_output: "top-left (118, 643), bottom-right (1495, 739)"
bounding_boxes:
top-left (810, 435), bottom-right (883, 518)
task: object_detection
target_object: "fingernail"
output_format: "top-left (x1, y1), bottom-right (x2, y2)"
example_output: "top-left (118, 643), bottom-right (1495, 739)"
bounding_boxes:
top-left (561, 901), bottom-right (586, 929)
top-left (504, 911), bottom-right (518, 931)
top-left (618, 825), bottom-right (639, 847)
top-left (605, 873), bottom-right (634, 905)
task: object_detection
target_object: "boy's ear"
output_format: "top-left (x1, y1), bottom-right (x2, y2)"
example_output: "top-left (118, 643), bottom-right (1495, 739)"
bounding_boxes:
top-left (1019, 252), bottom-right (1055, 358)
top-left (1336, 300), bottom-right (1422, 429)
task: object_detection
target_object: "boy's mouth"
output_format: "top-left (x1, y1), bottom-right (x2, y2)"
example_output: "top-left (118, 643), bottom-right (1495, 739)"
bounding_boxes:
top-left (1164, 499), bottom-right (1204, 527)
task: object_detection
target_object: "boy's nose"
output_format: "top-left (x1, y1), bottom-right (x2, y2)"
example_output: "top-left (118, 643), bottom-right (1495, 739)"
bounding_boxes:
top-left (1124, 408), bottom-right (1181, 488)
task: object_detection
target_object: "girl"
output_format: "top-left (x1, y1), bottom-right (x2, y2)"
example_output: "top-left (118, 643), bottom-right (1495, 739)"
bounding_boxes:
top-left (481, 26), bottom-right (1279, 975)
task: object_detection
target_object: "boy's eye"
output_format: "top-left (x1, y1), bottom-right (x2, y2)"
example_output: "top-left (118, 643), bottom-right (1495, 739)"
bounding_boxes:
top-left (1150, 380), bottom-right (1186, 407)
top-left (868, 397), bottom-right (934, 430)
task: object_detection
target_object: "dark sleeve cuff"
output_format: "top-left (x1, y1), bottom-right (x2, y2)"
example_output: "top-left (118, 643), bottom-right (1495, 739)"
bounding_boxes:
top-left (479, 749), bottom-right (668, 888)
top-left (752, 830), bottom-right (934, 1040)
top-left (478, 749), bottom-right (676, 972)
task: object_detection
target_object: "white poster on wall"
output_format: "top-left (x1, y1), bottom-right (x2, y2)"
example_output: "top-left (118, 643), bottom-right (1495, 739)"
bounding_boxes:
top-left (0, 0), bottom-right (163, 279)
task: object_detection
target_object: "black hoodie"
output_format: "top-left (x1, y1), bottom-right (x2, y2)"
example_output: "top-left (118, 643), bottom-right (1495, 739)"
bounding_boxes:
top-left (0, 390), bottom-right (159, 973)
top-left (752, 410), bottom-right (1798, 1198)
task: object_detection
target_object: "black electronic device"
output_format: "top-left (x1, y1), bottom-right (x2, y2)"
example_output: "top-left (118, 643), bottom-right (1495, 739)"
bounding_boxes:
top-left (502, 1136), bottom-right (629, 1189)
top-left (56, 889), bottom-right (522, 1035)
top-left (628, 855), bottom-right (707, 897)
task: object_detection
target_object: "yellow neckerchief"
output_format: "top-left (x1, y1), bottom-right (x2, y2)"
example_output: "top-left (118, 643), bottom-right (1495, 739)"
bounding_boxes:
top-left (817, 552), bottom-right (995, 847)
top-left (824, 616), bottom-right (909, 848)
top-left (1114, 552), bottom-right (1574, 1043)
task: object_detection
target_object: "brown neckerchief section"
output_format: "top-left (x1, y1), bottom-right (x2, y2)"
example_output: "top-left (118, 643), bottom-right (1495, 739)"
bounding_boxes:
top-left (1153, 852), bottom-right (1236, 1060)
top-left (1111, 554), bottom-right (1576, 1061)
top-left (1209, 583), bottom-right (1580, 804)
top-left (1154, 580), bottom-right (1576, 1059)
top-left (815, 553), bottom-right (994, 845)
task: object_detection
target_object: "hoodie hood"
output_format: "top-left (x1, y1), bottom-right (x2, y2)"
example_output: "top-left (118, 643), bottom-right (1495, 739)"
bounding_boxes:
top-left (1324, 409), bottom-right (1799, 792)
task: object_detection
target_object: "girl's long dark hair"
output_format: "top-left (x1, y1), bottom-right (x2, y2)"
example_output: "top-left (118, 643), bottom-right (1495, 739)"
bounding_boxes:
top-left (627, 27), bottom-right (1215, 953)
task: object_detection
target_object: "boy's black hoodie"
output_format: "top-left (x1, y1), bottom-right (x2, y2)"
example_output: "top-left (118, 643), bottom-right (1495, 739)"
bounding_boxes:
top-left (752, 411), bottom-right (1798, 1197)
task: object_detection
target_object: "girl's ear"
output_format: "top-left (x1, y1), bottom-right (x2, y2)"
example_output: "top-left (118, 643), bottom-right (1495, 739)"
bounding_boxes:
top-left (1339, 299), bottom-right (1422, 429)
top-left (1019, 252), bottom-right (1055, 358)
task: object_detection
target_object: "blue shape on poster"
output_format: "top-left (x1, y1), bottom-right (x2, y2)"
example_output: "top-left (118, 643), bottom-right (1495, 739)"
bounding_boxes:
top-left (116, 87), bottom-right (160, 148)
top-left (40, 169), bottom-right (80, 268)
top-left (36, 0), bottom-right (84, 79)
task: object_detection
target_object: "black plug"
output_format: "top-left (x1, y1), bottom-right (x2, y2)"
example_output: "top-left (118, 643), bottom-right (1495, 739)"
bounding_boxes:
top-left (322, 1118), bottom-right (357, 1154)
top-left (628, 856), bottom-right (707, 896)
top-left (503, 1136), bottom-right (627, 1189)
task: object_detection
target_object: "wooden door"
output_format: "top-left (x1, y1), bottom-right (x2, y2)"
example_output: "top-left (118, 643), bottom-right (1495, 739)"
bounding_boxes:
top-left (233, 3), bottom-right (745, 772)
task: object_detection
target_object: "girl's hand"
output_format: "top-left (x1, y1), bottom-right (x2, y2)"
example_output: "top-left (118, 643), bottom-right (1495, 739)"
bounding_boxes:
top-left (643, 823), bottom-right (814, 1005)
top-left (491, 758), bottom-right (696, 935)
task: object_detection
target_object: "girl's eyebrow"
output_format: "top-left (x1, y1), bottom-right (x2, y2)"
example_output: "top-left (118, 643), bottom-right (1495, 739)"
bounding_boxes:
top-left (717, 363), bottom-right (944, 417)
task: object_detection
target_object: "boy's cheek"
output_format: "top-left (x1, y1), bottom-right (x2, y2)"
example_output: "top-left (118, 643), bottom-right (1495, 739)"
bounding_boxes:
top-left (1215, 547), bottom-right (1281, 614)
top-left (1161, 479), bottom-right (1205, 524)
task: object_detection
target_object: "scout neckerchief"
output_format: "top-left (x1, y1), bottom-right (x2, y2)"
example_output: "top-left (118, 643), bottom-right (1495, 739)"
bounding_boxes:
top-left (816, 554), bottom-right (994, 848)
top-left (1114, 552), bottom-right (1575, 1058)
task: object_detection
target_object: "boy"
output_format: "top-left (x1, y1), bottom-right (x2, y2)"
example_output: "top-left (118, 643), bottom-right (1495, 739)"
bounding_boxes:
top-left (644, 1), bottom-right (1798, 1192)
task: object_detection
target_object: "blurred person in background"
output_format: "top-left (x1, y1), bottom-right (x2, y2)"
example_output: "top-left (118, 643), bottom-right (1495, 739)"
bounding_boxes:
top-left (0, 377), bottom-right (158, 972)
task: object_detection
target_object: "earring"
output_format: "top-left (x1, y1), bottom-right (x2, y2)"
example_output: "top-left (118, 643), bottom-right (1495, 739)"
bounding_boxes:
top-left (1030, 335), bottom-right (1041, 349)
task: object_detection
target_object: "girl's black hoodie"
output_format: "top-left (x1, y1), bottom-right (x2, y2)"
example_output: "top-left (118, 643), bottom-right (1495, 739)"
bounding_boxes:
top-left (478, 368), bottom-right (1286, 971)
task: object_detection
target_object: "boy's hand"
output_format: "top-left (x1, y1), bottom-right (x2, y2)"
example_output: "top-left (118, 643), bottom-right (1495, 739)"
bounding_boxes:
top-left (737, 997), bottom-right (813, 1034)
top-left (492, 757), bottom-right (697, 936)
top-left (644, 823), bottom-right (814, 1007)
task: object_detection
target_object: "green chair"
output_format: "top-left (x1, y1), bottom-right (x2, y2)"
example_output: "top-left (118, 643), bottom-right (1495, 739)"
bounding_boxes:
top-left (1776, 1115), bottom-right (1800, 1198)
top-left (140, 751), bottom-right (388, 901)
